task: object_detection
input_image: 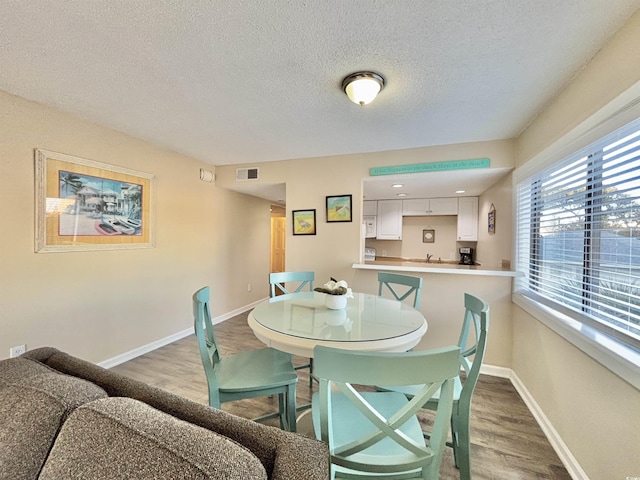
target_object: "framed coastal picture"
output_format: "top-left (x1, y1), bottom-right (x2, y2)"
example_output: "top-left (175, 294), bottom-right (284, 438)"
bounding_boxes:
top-left (35, 149), bottom-right (155, 252)
top-left (326, 194), bottom-right (352, 222)
top-left (292, 209), bottom-right (316, 235)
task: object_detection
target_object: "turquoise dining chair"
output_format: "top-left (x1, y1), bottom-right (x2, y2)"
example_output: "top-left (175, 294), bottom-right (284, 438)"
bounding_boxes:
top-left (269, 271), bottom-right (315, 297)
top-left (193, 286), bottom-right (298, 432)
top-left (378, 272), bottom-right (423, 308)
top-left (269, 271), bottom-right (315, 386)
top-left (378, 293), bottom-right (490, 480)
top-left (312, 345), bottom-right (460, 479)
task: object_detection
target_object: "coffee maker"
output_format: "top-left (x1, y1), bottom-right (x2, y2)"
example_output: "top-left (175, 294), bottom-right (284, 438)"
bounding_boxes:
top-left (459, 247), bottom-right (474, 265)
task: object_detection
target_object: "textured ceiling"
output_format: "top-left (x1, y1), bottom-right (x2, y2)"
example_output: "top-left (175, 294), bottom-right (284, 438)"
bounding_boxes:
top-left (2, 1), bottom-right (639, 170)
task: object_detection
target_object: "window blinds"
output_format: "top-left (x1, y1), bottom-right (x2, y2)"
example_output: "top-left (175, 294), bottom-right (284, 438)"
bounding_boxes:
top-left (516, 118), bottom-right (640, 347)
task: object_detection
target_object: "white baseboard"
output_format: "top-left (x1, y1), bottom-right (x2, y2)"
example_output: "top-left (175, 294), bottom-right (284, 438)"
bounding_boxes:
top-left (480, 363), bottom-right (511, 378)
top-left (98, 298), bottom-right (267, 369)
top-left (510, 371), bottom-right (589, 480)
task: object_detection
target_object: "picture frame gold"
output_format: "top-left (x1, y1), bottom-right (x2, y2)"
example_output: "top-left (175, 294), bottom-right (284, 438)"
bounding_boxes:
top-left (35, 149), bottom-right (155, 252)
top-left (292, 209), bottom-right (316, 235)
top-left (326, 194), bottom-right (352, 222)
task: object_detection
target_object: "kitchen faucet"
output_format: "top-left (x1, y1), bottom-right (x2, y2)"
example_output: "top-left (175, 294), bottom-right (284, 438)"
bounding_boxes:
top-left (426, 254), bottom-right (433, 263)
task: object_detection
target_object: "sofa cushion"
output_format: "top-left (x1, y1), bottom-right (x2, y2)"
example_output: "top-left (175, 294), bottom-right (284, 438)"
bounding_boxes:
top-left (39, 397), bottom-right (268, 479)
top-left (0, 358), bottom-right (108, 480)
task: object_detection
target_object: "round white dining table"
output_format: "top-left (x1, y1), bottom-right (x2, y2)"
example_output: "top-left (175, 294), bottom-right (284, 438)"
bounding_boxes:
top-left (247, 291), bottom-right (428, 358)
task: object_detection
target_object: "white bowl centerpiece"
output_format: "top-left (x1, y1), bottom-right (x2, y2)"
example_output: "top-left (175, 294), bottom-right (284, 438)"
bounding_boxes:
top-left (314, 277), bottom-right (353, 310)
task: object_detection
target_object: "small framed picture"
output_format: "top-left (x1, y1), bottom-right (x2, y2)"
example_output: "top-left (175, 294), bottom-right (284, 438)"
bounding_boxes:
top-left (488, 204), bottom-right (496, 234)
top-left (292, 209), bottom-right (316, 235)
top-left (326, 194), bottom-right (352, 222)
top-left (423, 229), bottom-right (435, 243)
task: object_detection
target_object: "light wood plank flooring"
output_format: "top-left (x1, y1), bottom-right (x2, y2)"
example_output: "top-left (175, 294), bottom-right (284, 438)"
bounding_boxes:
top-left (111, 311), bottom-right (572, 480)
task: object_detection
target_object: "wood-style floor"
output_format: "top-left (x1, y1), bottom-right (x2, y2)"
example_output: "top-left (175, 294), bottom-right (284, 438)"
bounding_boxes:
top-left (111, 311), bottom-right (572, 480)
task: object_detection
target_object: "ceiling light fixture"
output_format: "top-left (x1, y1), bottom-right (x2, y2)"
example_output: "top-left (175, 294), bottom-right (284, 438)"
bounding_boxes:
top-left (456, 190), bottom-right (466, 194)
top-left (391, 184), bottom-right (404, 188)
top-left (342, 71), bottom-right (385, 106)
top-left (396, 193), bottom-right (407, 197)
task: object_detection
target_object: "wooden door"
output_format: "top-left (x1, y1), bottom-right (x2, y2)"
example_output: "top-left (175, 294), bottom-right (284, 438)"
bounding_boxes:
top-left (270, 217), bottom-right (286, 273)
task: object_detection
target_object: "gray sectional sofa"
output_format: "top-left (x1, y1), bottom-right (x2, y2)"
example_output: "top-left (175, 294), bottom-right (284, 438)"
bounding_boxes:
top-left (0, 347), bottom-right (329, 479)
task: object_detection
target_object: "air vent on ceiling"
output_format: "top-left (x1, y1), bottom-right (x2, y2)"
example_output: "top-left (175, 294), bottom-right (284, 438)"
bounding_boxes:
top-left (236, 167), bottom-right (260, 181)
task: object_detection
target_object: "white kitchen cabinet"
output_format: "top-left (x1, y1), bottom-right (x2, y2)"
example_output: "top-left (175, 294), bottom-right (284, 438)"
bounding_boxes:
top-left (402, 199), bottom-right (429, 216)
top-left (376, 200), bottom-right (403, 240)
top-left (363, 200), bottom-right (378, 216)
top-left (402, 197), bottom-right (458, 216)
top-left (430, 197), bottom-right (459, 215)
top-left (457, 197), bottom-right (479, 241)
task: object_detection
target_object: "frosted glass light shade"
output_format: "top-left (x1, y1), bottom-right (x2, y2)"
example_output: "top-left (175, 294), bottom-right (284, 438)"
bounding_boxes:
top-left (342, 72), bottom-right (385, 106)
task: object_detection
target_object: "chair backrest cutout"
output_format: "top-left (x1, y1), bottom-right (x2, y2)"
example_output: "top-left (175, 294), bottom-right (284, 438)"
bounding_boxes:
top-left (269, 271), bottom-right (314, 297)
top-left (377, 272), bottom-right (423, 308)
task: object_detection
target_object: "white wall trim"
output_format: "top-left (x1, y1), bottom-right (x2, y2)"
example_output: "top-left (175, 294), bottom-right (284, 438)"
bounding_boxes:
top-left (515, 79), bottom-right (640, 182)
top-left (480, 363), bottom-right (511, 378)
top-left (510, 370), bottom-right (589, 480)
top-left (98, 297), bottom-right (267, 369)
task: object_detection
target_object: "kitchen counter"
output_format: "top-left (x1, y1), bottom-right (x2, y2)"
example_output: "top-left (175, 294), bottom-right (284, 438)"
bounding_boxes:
top-left (353, 258), bottom-right (519, 277)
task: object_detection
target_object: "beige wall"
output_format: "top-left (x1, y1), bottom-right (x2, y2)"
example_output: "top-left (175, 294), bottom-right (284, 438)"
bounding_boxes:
top-left (513, 10), bottom-right (640, 480)
top-left (518, 9), bottom-right (640, 164)
top-left (217, 140), bottom-right (516, 368)
top-left (0, 90), bottom-right (272, 363)
top-left (351, 269), bottom-right (513, 368)
top-left (217, 139), bottom-right (515, 285)
top-left (513, 309), bottom-right (639, 480)
top-left (477, 173), bottom-right (513, 268)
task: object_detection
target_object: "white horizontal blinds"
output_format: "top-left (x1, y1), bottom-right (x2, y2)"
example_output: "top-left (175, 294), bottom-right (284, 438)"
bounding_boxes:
top-left (516, 119), bottom-right (640, 346)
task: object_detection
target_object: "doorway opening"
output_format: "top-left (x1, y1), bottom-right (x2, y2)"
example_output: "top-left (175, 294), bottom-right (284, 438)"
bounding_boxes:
top-left (270, 205), bottom-right (286, 280)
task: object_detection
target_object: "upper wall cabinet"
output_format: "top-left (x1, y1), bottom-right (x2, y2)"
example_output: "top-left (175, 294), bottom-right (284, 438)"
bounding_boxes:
top-left (363, 200), bottom-right (378, 216)
top-left (457, 197), bottom-right (479, 241)
top-left (376, 200), bottom-right (403, 240)
top-left (402, 197), bottom-right (459, 216)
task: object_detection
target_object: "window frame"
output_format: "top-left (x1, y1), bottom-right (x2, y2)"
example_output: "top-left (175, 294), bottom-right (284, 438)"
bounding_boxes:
top-left (513, 89), bottom-right (640, 389)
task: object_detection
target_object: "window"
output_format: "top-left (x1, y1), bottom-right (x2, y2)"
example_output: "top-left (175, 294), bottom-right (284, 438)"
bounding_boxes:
top-left (515, 118), bottom-right (640, 352)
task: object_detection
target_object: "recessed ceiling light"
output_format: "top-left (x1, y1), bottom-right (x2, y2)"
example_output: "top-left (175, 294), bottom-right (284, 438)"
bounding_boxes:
top-left (391, 184), bottom-right (404, 188)
top-left (396, 193), bottom-right (407, 197)
top-left (455, 190), bottom-right (466, 194)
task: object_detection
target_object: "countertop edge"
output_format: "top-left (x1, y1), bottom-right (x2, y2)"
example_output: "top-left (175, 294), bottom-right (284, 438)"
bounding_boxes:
top-left (352, 262), bottom-right (519, 277)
